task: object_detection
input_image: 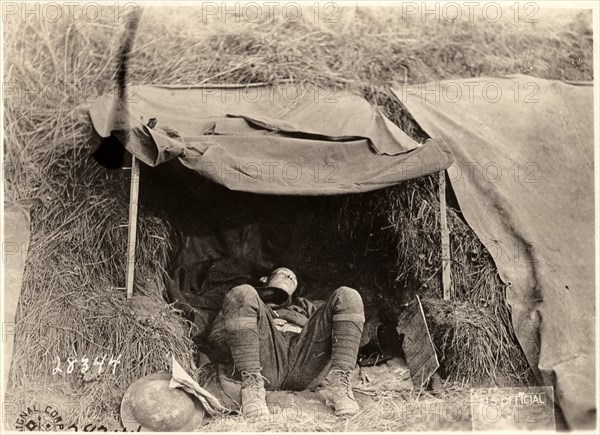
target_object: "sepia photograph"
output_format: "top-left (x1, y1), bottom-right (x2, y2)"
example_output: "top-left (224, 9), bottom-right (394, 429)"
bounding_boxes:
top-left (1, 1), bottom-right (597, 432)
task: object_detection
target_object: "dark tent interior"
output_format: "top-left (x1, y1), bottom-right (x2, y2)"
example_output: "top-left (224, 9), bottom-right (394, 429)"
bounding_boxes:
top-left (137, 158), bottom-right (420, 350)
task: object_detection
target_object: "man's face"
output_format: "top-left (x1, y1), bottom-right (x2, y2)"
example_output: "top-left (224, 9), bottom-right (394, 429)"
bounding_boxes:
top-left (266, 267), bottom-right (298, 295)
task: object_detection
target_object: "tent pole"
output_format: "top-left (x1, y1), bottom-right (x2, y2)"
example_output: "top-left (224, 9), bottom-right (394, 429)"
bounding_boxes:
top-left (126, 155), bottom-right (140, 299)
top-left (439, 170), bottom-right (452, 300)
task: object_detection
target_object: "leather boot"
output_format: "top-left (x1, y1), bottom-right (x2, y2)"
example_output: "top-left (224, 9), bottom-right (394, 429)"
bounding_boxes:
top-left (240, 371), bottom-right (270, 421)
top-left (324, 368), bottom-right (360, 416)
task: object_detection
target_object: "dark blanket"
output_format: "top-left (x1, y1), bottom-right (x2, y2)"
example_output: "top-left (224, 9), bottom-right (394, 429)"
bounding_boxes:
top-left (166, 257), bottom-right (258, 339)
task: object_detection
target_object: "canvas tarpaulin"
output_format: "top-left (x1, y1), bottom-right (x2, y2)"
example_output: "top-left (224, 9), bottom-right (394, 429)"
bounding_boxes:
top-left (396, 75), bottom-right (595, 429)
top-left (88, 84), bottom-right (453, 194)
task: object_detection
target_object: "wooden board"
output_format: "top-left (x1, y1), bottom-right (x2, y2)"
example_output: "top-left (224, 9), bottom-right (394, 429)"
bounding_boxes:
top-left (396, 295), bottom-right (439, 388)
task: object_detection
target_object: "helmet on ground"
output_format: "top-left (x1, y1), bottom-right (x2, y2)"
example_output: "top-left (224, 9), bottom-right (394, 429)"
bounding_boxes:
top-left (121, 373), bottom-right (205, 432)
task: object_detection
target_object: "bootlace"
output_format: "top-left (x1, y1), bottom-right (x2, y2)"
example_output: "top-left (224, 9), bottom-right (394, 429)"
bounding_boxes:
top-left (241, 371), bottom-right (267, 398)
top-left (330, 369), bottom-right (353, 396)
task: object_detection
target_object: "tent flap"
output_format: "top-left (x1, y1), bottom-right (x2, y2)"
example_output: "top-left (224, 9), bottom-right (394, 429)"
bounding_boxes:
top-left (88, 84), bottom-right (454, 195)
top-left (396, 75), bottom-right (595, 430)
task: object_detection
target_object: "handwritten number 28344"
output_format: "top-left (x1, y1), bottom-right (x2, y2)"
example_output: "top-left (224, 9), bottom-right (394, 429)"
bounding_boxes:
top-left (52, 355), bottom-right (122, 375)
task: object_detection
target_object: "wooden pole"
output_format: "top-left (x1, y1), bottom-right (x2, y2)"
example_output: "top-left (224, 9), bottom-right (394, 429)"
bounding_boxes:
top-left (439, 170), bottom-right (452, 300)
top-left (126, 156), bottom-right (140, 299)
top-left (112, 8), bottom-right (143, 299)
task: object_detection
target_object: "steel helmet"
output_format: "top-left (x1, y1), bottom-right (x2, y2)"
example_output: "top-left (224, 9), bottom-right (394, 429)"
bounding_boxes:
top-left (121, 373), bottom-right (205, 432)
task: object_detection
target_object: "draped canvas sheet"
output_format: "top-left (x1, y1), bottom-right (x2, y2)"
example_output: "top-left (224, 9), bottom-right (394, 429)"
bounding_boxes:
top-left (397, 76), bottom-right (595, 429)
top-left (88, 85), bottom-right (453, 194)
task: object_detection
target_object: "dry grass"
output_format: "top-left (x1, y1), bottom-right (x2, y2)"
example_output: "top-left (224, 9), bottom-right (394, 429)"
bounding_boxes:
top-left (334, 178), bottom-right (536, 387)
top-left (199, 381), bottom-right (473, 432)
top-left (3, 4), bottom-right (592, 430)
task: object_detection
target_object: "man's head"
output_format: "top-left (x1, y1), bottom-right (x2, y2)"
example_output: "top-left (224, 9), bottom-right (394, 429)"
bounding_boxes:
top-left (260, 267), bottom-right (298, 295)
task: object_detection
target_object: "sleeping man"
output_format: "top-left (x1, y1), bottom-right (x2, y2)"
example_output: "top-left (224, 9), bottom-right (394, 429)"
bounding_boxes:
top-left (207, 267), bottom-right (365, 420)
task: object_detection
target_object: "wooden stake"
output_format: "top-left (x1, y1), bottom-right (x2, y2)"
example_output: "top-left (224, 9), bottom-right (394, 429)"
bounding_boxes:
top-left (126, 155), bottom-right (140, 299)
top-left (439, 170), bottom-right (452, 300)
